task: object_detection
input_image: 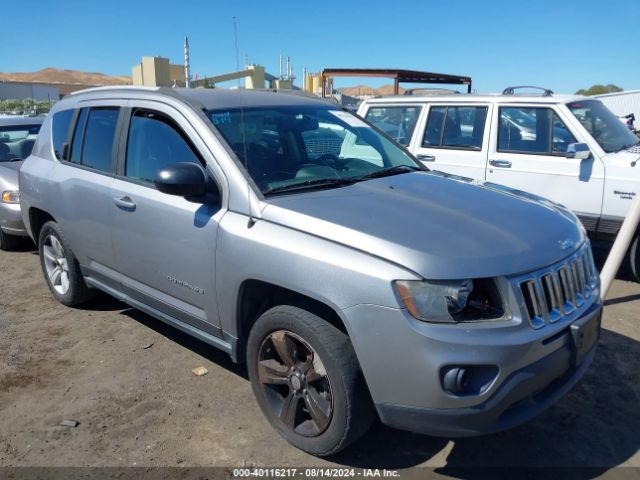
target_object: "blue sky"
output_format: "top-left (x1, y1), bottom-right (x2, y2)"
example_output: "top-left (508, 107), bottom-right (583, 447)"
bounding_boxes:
top-left (2, 0), bottom-right (639, 93)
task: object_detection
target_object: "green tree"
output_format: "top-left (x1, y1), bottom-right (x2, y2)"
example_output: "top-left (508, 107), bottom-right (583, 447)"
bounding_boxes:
top-left (0, 98), bottom-right (54, 114)
top-left (575, 84), bottom-right (623, 96)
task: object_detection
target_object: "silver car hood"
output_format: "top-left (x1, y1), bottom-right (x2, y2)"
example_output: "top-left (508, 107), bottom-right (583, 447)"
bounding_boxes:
top-left (262, 172), bottom-right (583, 279)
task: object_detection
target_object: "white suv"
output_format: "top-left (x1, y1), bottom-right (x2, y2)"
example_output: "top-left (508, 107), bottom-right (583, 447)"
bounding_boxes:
top-left (356, 89), bottom-right (640, 277)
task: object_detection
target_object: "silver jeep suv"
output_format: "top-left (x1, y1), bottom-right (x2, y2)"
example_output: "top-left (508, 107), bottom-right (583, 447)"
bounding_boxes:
top-left (20, 86), bottom-right (602, 456)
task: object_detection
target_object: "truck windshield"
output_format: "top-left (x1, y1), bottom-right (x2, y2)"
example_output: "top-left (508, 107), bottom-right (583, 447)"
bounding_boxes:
top-left (567, 100), bottom-right (639, 153)
top-left (207, 105), bottom-right (421, 195)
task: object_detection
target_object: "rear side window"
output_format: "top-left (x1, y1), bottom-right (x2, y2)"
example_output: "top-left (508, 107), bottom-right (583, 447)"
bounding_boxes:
top-left (52, 109), bottom-right (74, 160)
top-left (364, 106), bottom-right (420, 146)
top-left (125, 110), bottom-right (200, 184)
top-left (69, 108), bottom-right (87, 164)
top-left (422, 106), bottom-right (487, 149)
top-left (498, 107), bottom-right (576, 155)
top-left (81, 108), bottom-right (119, 172)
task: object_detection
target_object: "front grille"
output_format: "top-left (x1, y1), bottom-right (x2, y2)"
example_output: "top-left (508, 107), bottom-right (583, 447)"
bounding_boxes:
top-left (518, 245), bottom-right (598, 329)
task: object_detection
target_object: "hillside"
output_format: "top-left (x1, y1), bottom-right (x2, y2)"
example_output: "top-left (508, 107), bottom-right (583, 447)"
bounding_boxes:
top-left (0, 67), bottom-right (130, 85)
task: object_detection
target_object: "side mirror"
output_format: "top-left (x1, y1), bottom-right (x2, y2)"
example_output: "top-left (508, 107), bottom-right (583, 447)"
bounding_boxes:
top-left (566, 143), bottom-right (591, 160)
top-left (154, 162), bottom-right (207, 197)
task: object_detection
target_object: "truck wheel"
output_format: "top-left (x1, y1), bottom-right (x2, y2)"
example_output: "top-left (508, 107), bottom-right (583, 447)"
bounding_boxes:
top-left (630, 234), bottom-right (640, 282)
top-left (38, 221), bottom-right (94, 306)
top-left (0, 230), bottom-right (21, 251)
top-left (247, 305), bottom-right (374, 456)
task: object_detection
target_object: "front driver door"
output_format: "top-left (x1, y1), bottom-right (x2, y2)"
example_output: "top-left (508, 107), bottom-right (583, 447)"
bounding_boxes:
top-left (110, 103), bottom-right (225, 337)
top-left (485, 105), bottom-right (604, 225)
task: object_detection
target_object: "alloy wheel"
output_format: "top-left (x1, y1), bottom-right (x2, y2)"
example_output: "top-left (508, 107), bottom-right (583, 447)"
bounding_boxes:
top-left (42, 234), bottom-right (70, 295)
top-left (257, 330), bottom-right (333, 437)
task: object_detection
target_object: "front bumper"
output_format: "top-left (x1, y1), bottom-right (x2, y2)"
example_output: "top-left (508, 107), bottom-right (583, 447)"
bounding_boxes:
top-left (342, 300), bottom-right (601, 437)
top-left (0, 202), bottom-right (27, 236)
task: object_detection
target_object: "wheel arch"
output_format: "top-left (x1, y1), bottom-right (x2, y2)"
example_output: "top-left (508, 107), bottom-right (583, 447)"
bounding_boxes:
top-left (234, 279), bottom-right (349, 363)
top-left (28, 208), bottom-right (56, 244)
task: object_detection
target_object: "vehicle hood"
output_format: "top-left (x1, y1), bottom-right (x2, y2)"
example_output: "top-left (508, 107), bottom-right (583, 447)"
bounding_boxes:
top-left (0, 160), bottom-right (22, 189)
top-left (601, 150), bottom-right (640, 165)
top-left (262, 171), bottom-right (583, 279)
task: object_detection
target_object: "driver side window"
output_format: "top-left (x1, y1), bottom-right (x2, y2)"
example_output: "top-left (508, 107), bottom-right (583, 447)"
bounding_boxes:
top-left (125, 109), bottom-right (201, 184)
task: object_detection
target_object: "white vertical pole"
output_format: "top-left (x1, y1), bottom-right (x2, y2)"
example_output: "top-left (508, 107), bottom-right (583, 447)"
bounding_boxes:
top-left (184, 36), bottom-right (191, 88)
top-left (600, 192), bottom-right (640, 297)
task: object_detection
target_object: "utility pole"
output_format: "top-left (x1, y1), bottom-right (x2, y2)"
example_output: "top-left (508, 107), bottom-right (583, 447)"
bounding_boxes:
top-left (184, 36), bottom-right (191, 88)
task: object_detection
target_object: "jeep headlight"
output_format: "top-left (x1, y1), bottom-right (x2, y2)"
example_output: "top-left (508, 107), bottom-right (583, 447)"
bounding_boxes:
top-left (394, 279), bottom-right (505, 323)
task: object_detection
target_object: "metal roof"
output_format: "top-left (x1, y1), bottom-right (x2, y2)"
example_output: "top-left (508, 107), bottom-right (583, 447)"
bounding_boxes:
top-left (0, 115), bottom-right (45, 126)
top-left (321, 68), bottom-right (472, 95)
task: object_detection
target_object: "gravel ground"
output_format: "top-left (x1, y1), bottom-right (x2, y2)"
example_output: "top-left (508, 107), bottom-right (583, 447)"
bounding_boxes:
top-left (0, 241), bottom-right (639, 476)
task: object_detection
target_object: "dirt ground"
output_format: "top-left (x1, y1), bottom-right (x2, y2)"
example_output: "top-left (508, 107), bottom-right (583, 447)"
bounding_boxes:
top-left (1, 241), bottom-right (639, 476)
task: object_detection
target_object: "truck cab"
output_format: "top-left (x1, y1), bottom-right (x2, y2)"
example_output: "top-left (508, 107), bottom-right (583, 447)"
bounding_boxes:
top-left (357, 91), bottom-right (640, 276)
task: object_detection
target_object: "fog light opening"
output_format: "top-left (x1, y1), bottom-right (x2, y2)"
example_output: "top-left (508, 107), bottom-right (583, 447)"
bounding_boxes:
top-left (441, 365), bottom-right (499, 396)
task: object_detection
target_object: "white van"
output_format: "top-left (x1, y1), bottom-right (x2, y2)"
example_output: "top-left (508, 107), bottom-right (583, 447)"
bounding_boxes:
top-left (356, 89), bottom-right (640, 278)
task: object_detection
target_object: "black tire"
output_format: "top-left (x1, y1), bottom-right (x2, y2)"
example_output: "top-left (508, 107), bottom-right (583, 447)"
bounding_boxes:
top-left (0, 229), bottom-right (22, 251)
top-left (630, 233), bottom-right (640, 282)
top-left (38, 221), bottom-right (94, 306)
top-left (247, 305), bottom-right (374, 456)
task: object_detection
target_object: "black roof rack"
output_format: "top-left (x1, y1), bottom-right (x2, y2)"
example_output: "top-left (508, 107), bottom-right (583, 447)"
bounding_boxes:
top-left (502, 86), bottom-right (554, 97)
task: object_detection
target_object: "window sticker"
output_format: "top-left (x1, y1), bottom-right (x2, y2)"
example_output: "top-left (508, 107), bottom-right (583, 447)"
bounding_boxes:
top-left (211, 112), bottom-right (232, 125)
top-left (329, 110), bottom-right (370, 128)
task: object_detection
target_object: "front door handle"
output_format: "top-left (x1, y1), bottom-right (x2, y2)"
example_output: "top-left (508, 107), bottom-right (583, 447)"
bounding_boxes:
top-left (489, 159), bottom-right (512, 168)
top-left (416, 154), bottom-right (436, 162)
top-left (113, 196), bottom-right (136, 211)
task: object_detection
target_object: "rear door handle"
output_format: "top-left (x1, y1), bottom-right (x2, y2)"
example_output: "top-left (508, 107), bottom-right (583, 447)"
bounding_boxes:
top-left (489, 159), bottom-right (512, 168)
top-left (113, 196), bottom-right (136, 211)
top-left (416, 154), bottom-right (436, 162)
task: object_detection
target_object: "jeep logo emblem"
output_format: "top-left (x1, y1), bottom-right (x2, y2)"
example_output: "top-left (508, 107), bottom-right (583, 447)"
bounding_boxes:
top-left (558, 239), bottom-right (575, 251)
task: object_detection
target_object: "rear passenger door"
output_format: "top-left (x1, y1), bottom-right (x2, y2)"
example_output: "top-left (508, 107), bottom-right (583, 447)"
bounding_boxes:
top-left (412, 104), bottom-right (492, 179)
top-left (485, 105), bottom-right (604, 219)
top-left (110, 102), bottom-right (224, 335)
top-left (54, 102), bottom-right (122, 283)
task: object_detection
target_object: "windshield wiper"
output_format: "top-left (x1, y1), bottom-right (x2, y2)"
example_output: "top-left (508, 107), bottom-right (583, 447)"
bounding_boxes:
top-left (352, 164), bottom-right (423, 181)
top-left (264, 177), bottom-right (354, 195)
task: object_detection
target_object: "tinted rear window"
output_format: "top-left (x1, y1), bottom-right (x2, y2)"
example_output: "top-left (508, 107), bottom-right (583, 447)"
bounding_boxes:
top-left (80, 108), bottom-right (119, 172)
top-left (52, 109), bottom-right (74, 160)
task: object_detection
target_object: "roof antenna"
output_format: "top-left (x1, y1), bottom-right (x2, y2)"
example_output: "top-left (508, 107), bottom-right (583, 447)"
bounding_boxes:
top-left (233, 16), bottom-right (255, 228)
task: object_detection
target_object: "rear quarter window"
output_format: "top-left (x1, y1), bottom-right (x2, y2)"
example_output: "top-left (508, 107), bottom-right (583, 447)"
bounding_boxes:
top-left (52, 109), bottom-right (74, 160)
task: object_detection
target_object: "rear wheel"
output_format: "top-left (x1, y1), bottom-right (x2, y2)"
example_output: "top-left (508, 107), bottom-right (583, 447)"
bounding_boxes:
top-left (247, 305), bottom-right (374, 456)
top-left (0, 230), bottom-right (22, 251)
top-left (38, 221), bottom-right (94, 306)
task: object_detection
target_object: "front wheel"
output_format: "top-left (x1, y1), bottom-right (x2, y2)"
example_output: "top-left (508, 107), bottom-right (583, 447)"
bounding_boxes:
top-left (38, 221), bottom-right (94, 306)
top-left (247, 305), bottom-right (374, 456)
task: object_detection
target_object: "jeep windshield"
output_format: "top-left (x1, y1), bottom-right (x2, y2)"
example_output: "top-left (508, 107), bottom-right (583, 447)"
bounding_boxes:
top-left (567, 100), bottom-right (639, 153)
top-left (207, 106), bottom-right (422, 196)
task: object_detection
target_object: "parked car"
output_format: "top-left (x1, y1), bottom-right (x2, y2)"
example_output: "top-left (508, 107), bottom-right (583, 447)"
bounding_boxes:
top-left (20, 87), bottom-right (601, 456)
top-left (0, 116), bottom-right (44, 250)
top-left (356, 89), bottom-right (640, 278)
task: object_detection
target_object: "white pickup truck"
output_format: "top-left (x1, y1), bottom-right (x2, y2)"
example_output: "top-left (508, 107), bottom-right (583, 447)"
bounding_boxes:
top-left (355, 89), bottom-right (640, 278)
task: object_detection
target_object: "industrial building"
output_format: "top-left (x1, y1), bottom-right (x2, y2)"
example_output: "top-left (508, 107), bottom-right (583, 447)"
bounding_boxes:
top-left (595, 90), bottom-right (640, 131)
top-left (0, 81), bottom-right (60, 101)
